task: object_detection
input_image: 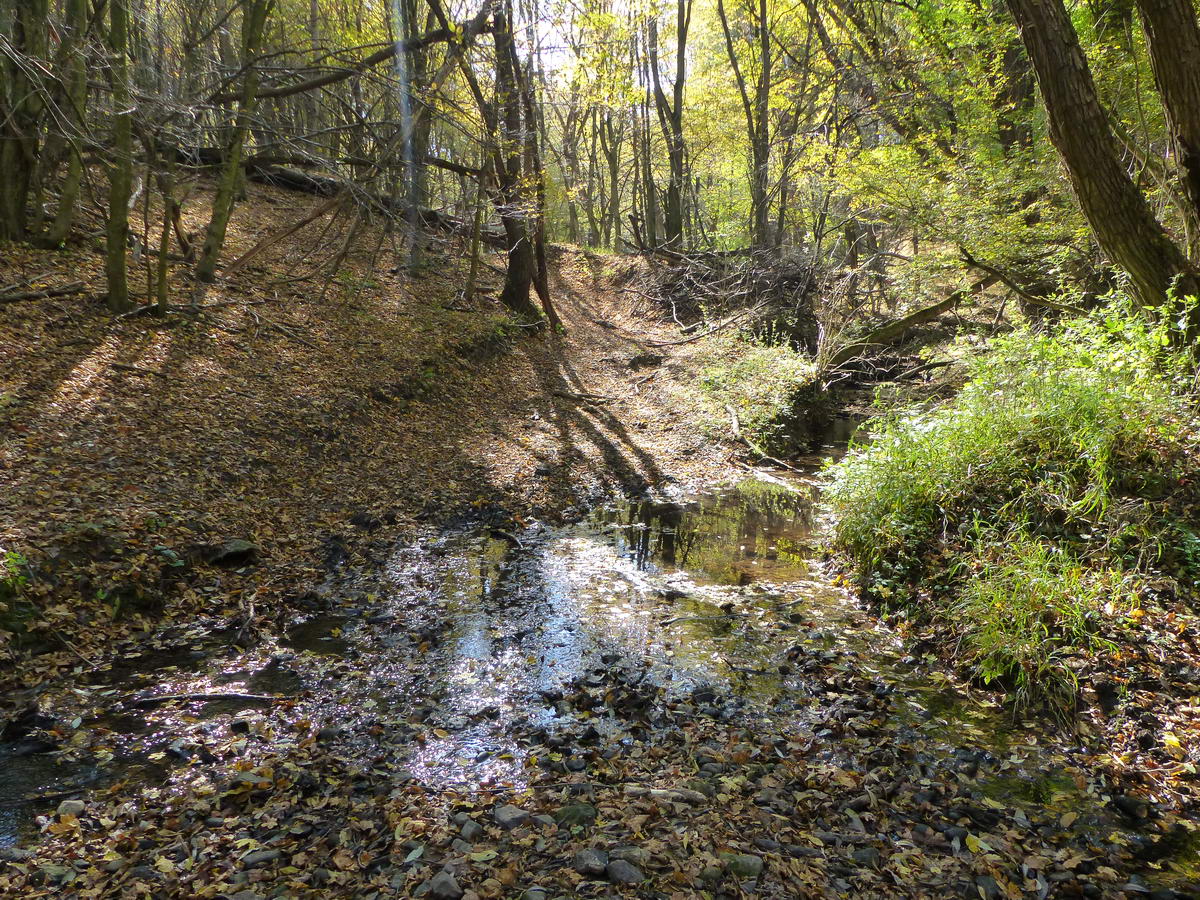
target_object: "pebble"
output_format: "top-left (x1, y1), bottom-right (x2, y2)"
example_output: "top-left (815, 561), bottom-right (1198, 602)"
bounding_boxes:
top-left (573, 849), bottom-right (608, 877)
top-left (56, 799), bottom-right (86, 817)
top-left (611, 846), bottom-right (650, 867)
top-left (553, 802), bottom-right (597, 826)
top-left (428, 871), bottom-right (464, 900)
top-left (723, 853), bottom-right (764, 879)
top-left (605, 859), bottom-right (645, 883)
top-left (493, 804), bottom-right (530, 829)
top-left (241, 849), bottom-right (282, 868)
top-left (851, 847), bottom-right (880, 868)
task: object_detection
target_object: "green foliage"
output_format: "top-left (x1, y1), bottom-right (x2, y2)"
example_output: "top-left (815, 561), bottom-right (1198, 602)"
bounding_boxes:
top-left (953, 531), bottom-right (1130, 711)
top-left (824, 303), bottom-right (1198, 708)
top-left (697, 329), bottom-right (817, 454)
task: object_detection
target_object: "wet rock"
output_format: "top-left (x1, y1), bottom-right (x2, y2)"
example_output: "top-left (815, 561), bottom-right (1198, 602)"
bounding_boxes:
top-left (554, 802), bottom-right (597, 827)
top-left (573, 849), bottom-right (608, 877)
top-left (533, 814), bottom-right (556, 828)
top-left (241, 849), bottom-right (282, 868)
top-left (700, 865), bottom-right (724, 883)
top-left (0, 848), bottom-right (33, 862)
top-left (722, 853), bottom-right (764, 879)
top-left (56, 799), bottom-right (86, 817)
top-left (493, 804), bottom-right (530, 829)
top-left (1113, 794), bottom-right (1151, 822)
top-left (460, 820), bottom-right (483, 841)
top-left (605, 859), bottom-right (644, 884)
top-left (427, 871), bottom-right (464, 900)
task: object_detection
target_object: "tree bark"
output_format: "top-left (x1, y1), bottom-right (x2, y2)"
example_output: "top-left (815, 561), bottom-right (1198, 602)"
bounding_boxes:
top-left (106, 0), bottom-right (134, 312)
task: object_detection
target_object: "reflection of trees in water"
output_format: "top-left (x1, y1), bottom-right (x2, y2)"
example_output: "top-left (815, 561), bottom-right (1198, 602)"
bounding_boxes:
top-left (613, 482), bottom-right (818, 580)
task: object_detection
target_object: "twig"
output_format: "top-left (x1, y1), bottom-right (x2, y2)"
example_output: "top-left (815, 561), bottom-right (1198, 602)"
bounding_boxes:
top-left (111, 363), bottom-right (167, 378)
top-left (125, 692), bottom-right (288, 708)
top-left (552, 390), bottom-right (614, 405)
top-left (659, 614), bottom-right (747, 626)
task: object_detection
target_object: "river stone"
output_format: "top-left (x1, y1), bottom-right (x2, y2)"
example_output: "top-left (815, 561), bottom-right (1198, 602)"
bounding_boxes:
top-left (493, 804), bottom-right (530, 829)
top-left (554, 803), bottom-right (597, 826)
top-left (428, 871), bottom-right (464, 900)
top-left (56, 799), bottom-right (85, 817)
top-left (851, 847), bottom-right (880, 868)
top-left (206, 538), bottom-right (259, 566)
top-left (573, 849), bottom-right (608, 877)
top-left (723, 853), bottom-right (764, 879)
top-left (605, 859), bottom-right (644, 884)
top-left (460, 820), bottom-right (483, 841)
top-left (241, 849), bottom-right (282, 868)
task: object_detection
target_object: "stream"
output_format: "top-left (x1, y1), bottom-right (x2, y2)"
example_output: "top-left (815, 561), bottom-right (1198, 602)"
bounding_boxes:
top-left (3, 449), bottom-right (1198, 895)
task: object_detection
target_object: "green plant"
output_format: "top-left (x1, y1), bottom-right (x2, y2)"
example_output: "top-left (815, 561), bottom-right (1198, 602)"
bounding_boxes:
top-left (953, 531), bottom-right (1129, 711)
top-left (823, 301), bottom-right (1198, 709)
top-left (698, 329), bottom-right (817, 454)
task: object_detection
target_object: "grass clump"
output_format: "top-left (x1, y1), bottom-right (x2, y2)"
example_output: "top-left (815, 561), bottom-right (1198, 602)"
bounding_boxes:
top-left (697, 329), bottom-right (817, 455)
top-left (824, 304), bottom-right (1199, 710)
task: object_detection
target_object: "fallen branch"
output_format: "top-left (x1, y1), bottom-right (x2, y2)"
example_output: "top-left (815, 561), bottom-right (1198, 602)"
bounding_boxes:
top-left (824, 274), bottom-right (999, 370)
top-left (126, 692), bottom-right (286, 709)
top-left (0, 281), bottom-right (86, 304)
top-left (111, 363), bottom-right (167, 378)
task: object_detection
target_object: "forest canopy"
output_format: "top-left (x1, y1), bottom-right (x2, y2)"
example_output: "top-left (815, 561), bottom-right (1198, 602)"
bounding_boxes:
top-left (4, 0), bottom-right (1200, 330)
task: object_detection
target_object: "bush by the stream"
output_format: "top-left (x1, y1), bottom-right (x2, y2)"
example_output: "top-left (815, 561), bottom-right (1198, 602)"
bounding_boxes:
top-left (824, 305), bottom-right (1200, 710)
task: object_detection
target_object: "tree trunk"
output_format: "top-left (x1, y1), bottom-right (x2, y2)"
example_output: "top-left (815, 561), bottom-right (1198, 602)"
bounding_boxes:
top-left (0, 0), bottom-right (48, 241)
top-left (106, 0), bottom-right (134, 312)
top-left (1005, 0), bottom-right (1199, 308)
top-left (196, 0), bottom-right (274, 282)
top-left (1134, 0), bottom-right (1200, 257)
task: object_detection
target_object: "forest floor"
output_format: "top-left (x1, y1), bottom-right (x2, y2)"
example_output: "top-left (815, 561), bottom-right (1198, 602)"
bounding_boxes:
top-left (2, 184), bottom-right (1199, 899)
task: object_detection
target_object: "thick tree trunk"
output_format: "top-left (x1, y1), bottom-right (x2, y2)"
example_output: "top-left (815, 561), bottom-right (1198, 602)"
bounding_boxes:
top-left (40, 0), bottom-right (88, 248)
top-left (0, 0), bottom-right (48, 241)
top-left (1134, 0), bottom-right (1200, 256)
top-left (1005, 0), bottom-right (1199, 308)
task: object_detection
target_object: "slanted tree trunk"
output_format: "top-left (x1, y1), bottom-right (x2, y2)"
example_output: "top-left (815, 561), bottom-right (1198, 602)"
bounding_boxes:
top-left (1005, 0), bottom-right (1200, 309)
top-left (196, 0), bottom-right (274, 282)
top-left (106, 0), bottom-right (134, 312)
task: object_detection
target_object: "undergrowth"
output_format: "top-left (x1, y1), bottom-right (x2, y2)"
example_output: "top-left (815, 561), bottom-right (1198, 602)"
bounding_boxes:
top-left (697, 329), bottom-right (817, 455)
top-left (824, 302), bottom-right (1200, 711)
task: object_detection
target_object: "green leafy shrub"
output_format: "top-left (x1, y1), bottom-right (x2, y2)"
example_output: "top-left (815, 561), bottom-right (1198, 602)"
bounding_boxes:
top-left (823, 303), bottom-right (1198, 708)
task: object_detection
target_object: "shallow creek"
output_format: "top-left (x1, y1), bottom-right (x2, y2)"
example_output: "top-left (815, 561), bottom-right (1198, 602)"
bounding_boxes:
top-left (2, 459), bottom-right (1196, 890)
